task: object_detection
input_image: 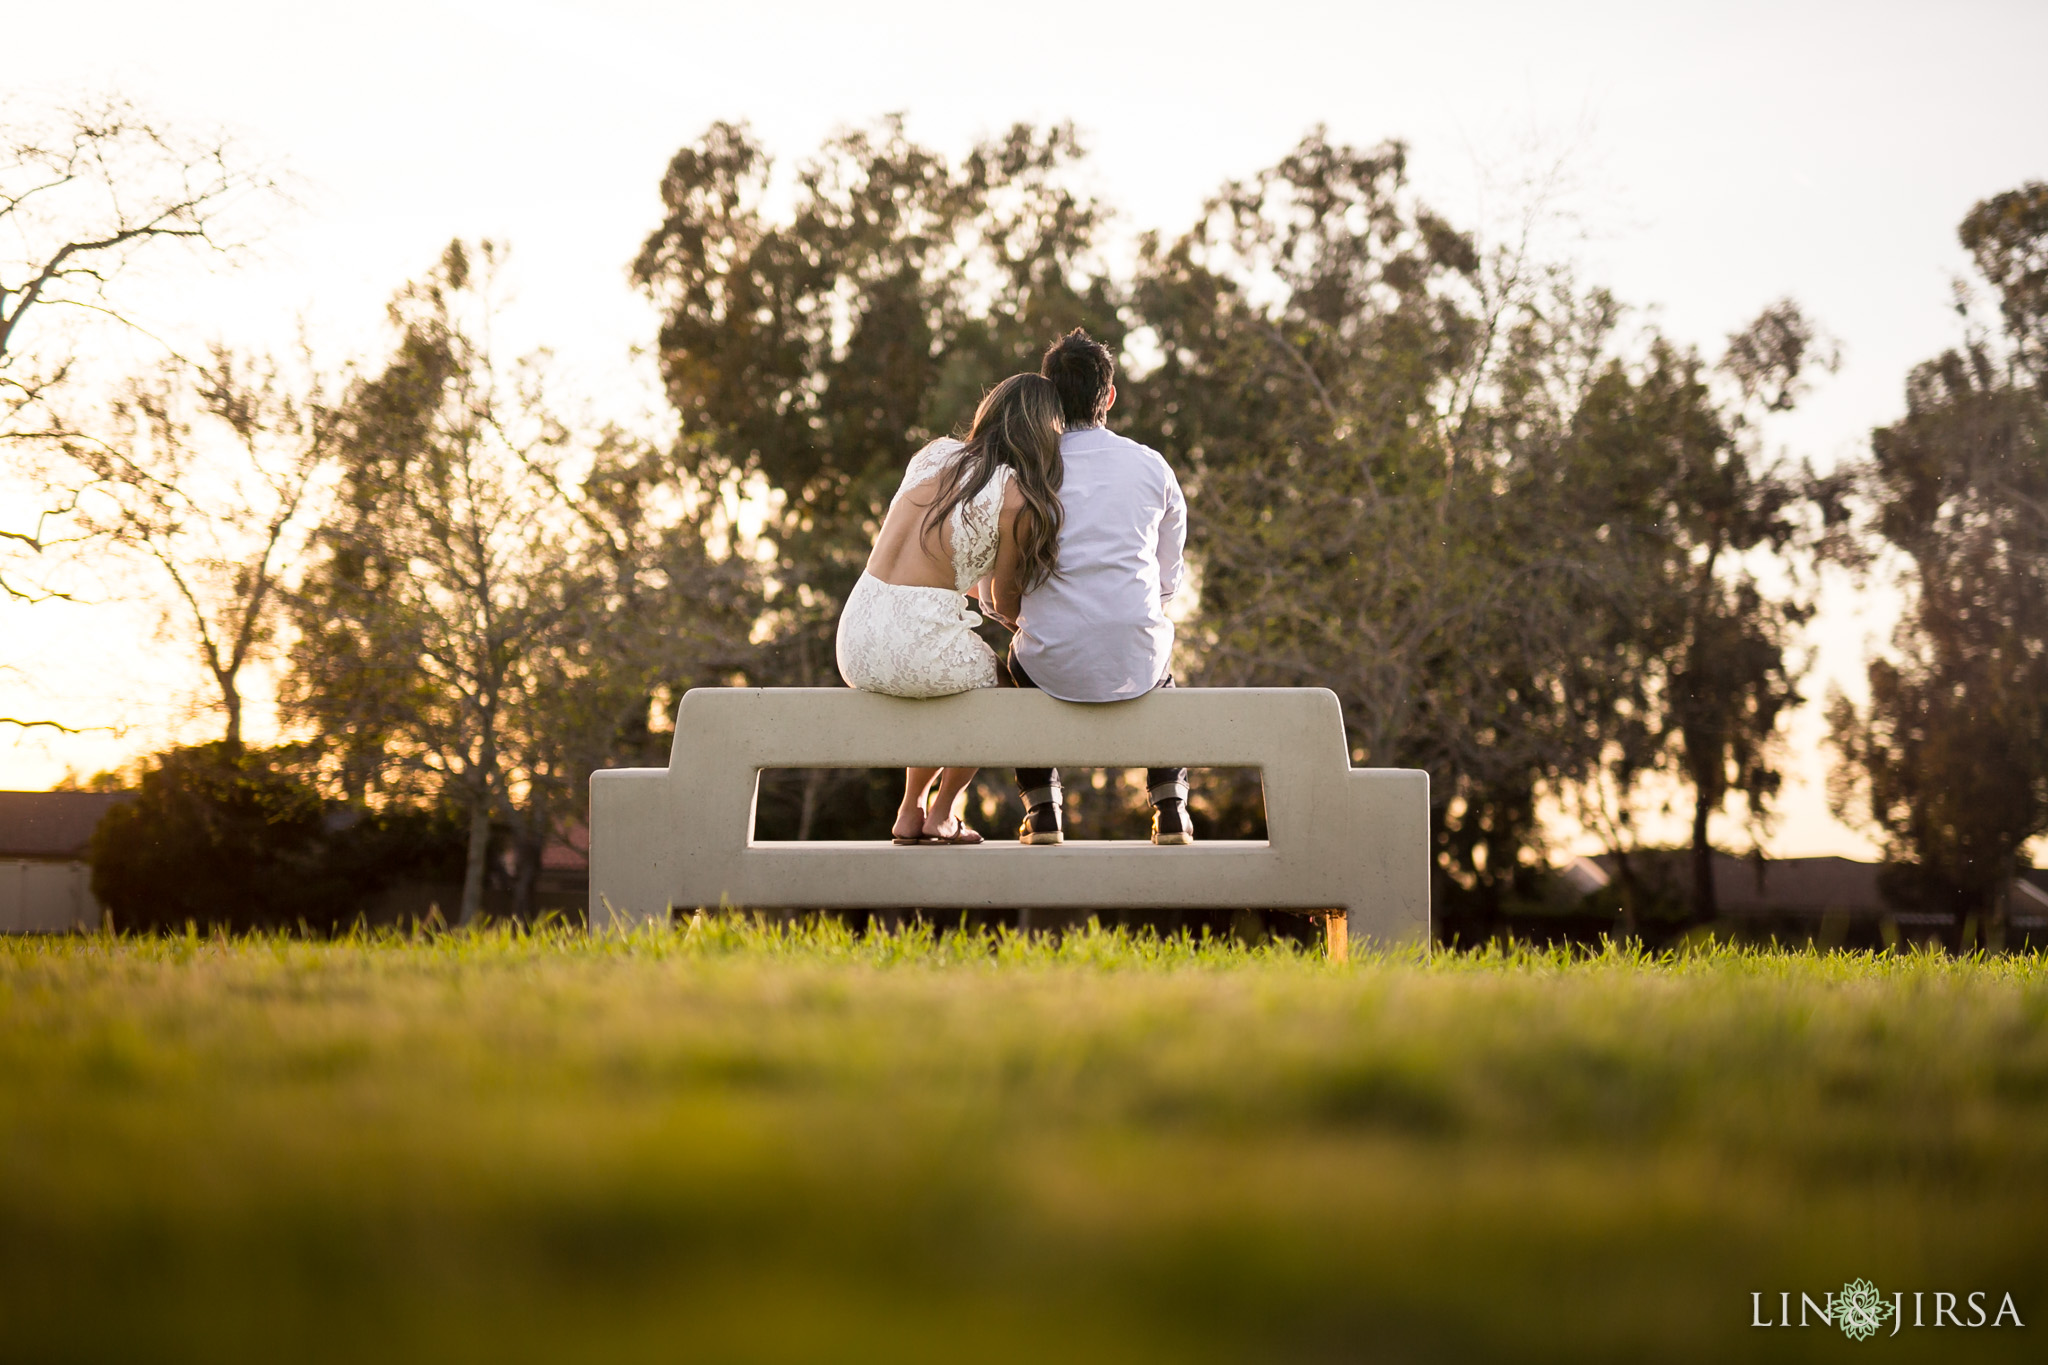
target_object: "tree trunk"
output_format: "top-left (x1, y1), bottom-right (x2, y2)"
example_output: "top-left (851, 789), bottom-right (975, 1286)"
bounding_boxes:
top-left (796, 768), bottom-right (823, 841)
top-left (1690, 795), bottom-right (1717, 925)
top-left (458, 798), bottom-right (492, 926)
top-left (1987, 855), bottom-right (2016, 953)
top-left (1611, 846), bottom-right (1643, 942)
top-left (510, 824), bottom-right (544, 923)
top-left (221, 678), bottom-right (243, 754)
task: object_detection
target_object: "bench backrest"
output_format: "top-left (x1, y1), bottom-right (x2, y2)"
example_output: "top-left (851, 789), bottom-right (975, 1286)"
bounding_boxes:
top-left (589, 687), bottom-right (1429, 944)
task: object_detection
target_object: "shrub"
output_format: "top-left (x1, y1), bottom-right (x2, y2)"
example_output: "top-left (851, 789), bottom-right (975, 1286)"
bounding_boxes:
top-left (88, 745), bottom-right (467, 932)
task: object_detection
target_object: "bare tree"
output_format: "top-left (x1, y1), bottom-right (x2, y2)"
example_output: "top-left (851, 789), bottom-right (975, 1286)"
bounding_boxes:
top-left (0, 94), bottom-right (275, 729)
top-left (0, 95), bottom-right (271, 402)
top-left (70, 348), bottom-right (330, 749)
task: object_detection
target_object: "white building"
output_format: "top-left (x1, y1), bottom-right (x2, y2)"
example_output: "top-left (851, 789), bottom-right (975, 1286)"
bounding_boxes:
top-left (0, 791), bottom-right (131, 933)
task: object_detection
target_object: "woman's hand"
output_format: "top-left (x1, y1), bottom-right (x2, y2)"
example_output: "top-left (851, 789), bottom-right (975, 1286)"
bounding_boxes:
top-left (972, 577), bottom-right (1016, 629)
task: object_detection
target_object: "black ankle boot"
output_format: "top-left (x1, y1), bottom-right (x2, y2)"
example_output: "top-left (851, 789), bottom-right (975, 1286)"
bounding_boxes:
top-left (1019, 801), bottom-right (1064, 846)
top-left (1151, 799), bottom-right (1194, 845)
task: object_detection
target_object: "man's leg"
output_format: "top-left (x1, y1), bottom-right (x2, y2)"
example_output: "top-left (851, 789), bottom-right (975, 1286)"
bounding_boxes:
top-left (1005, 648), bottom-right (1064, 845)
top-left (1148, 674), bottom-right (1194, 845)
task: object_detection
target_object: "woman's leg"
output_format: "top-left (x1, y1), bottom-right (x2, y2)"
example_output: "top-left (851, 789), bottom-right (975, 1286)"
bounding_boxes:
top-left (922, 766), bottom-right (981, 837)
top-left (896, 767), bottom-right (940, 840)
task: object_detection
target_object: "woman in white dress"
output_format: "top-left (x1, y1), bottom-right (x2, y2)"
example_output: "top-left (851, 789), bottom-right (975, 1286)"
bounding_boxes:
top-left (836, 374), bottom-right (1066, 845)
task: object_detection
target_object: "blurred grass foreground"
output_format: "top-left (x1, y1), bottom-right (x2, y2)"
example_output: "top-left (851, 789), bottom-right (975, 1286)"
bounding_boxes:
top-left (3, 922), bottom-right (2045, 1363)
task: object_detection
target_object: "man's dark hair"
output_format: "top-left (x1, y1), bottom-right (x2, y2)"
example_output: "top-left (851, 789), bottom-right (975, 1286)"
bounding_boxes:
top-left (1039, 328), bottom-right (1115, 427)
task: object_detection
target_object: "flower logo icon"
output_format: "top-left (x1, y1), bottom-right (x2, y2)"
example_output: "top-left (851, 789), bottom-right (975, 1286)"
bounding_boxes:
top-left (1836, 1279), bottom-right (1894, 1341)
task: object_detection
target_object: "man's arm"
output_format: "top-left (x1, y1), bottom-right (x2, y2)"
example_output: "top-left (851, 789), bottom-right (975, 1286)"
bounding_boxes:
top-left (1158, 468), bottom-right (1188, 602)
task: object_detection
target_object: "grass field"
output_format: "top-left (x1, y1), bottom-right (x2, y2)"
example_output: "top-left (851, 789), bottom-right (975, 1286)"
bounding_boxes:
top-left (2, 920), bottom-right (2044, 1363)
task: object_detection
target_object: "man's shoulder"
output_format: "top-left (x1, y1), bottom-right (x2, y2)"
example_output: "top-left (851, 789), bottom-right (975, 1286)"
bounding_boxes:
top-left (1099, 427), bottom-right (1164, 459)
top-left (1069, 427), bottom-right (1176, 477)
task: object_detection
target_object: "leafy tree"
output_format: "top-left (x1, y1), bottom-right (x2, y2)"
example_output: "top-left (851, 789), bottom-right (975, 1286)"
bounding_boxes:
top-left (1118, 131), bottom-right (1557, 919)
top-left (1564, 308), bottom-right (1826, 927)
top-left (287, 241), bottom-right (748, 922)
top-left (1829, 183), bottom-right (2048, 940)
top-left (1961, 183), bottom-right (2048, 386)
top-left (1118, 130), bottom-right (1828, 935)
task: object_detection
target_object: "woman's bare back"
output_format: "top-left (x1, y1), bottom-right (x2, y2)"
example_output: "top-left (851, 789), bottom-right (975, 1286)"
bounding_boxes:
top-left (864, 477), bottom-right (958, 590)
top-left (865, 464), bottom-right (1027, 597)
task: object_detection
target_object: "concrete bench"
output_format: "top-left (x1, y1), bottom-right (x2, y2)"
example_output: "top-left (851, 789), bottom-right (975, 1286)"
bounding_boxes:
top-left (588, 686), bottom-right (1431, 959)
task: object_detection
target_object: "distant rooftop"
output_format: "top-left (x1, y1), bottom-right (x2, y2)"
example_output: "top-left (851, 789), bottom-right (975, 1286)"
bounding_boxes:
top-left (1582, 850), bottom-right (2045, 923)
top-left (1585, 852), bottom-right (1884, 913)
top-left (0, 791), bottom-right (134, 860)
top-left (1709, 855), bottom-right (1884, 915)
top-left (541, 820), bottom-right (589, 873)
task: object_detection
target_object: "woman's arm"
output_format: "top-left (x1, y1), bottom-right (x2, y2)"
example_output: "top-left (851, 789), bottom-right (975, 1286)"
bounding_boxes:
top-left (987, 481), bottom-right (1029, 624)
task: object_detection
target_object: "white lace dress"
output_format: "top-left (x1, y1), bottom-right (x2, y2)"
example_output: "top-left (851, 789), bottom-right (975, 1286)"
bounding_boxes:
top-left (836, 439), bottom-right (1009, 698)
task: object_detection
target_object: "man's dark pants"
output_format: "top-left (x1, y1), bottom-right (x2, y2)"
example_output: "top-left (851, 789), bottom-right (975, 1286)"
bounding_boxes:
top-left (1003, 645), bottom-right (1188, 811)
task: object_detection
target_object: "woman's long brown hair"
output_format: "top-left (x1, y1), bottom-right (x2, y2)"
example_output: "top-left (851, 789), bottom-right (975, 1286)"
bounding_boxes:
top-left (920, 373), bottom-right (1065, 592)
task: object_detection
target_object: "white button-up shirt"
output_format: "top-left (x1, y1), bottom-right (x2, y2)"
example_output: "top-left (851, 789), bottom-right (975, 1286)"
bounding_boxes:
top-left (1012, 425), bottom-right (1187, 702)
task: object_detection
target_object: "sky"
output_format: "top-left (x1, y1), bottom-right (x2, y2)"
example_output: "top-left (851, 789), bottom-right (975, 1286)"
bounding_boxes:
top-left (4, 0), bottom-right (2045, 858)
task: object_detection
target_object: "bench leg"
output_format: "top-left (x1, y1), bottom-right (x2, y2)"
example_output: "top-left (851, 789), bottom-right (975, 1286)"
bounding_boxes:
top-left (1324, 910), bottom-right (1349, 964)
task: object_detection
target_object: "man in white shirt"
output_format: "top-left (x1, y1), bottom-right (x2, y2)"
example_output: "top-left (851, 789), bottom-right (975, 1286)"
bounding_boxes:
top-left (1002, 330), bottom-right (1192, 846)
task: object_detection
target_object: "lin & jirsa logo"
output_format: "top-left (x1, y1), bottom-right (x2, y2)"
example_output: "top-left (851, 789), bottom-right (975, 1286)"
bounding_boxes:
top-left (1752, 1280), bottom-right (2024, 1338)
